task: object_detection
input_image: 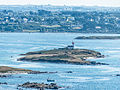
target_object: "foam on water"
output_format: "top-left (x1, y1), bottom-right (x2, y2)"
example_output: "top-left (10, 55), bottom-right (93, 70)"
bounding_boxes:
top-left (81, 65), bottom-right (120, 73)
top-left (30, 46), bottom-right (41, 50)
top-left (0, 63), bottom-right (45, 68)
top-left (105, 51), bottom-right (120, 53)
top-left (68, 77), bottom-right (110, 82)
top-left (58, 73), bottom-right (92, 82)
top-left (59, 73), bottom-right (110, 82)
top-left (93, 77), bottom-right (110, 81)
top-left (59, 74), bottom-right (92, 79)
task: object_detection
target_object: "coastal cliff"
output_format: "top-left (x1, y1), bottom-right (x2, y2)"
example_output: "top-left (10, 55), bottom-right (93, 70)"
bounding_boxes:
top-left (18, 48), bottom-right (108, 65)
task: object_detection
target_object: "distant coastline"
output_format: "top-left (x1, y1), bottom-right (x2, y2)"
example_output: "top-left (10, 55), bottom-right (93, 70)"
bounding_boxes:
top-left (75, 36), bottom-right (120, 39)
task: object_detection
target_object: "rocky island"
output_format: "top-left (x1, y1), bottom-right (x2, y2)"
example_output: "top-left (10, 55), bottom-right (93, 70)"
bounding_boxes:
top-left (18, 47), bottom-right (108, 65)
top-left (75, 36), bottom-right (120, 39)
top-left (0, 66), bottom-right (57, 76)
top-left (0, 66), bottom-right (32, 74)
top-left (18, 82), bottom-right (62, 89)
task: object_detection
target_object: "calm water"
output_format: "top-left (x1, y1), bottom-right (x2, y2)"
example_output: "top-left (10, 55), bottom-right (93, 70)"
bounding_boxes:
top-left (0, 33), bottom-right (120, 90)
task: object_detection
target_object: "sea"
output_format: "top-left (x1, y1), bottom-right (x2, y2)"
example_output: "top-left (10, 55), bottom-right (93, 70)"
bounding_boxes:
top-left (0, 33), bottom-right (120, 90)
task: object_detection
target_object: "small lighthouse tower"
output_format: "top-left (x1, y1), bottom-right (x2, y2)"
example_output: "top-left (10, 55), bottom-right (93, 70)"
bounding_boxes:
top-left (72, 42), bottom-right (74, 47)
top-left (66, 42), bottom-right (75, 50)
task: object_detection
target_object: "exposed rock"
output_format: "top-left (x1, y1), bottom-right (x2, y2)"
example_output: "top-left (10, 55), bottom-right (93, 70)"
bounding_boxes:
top-left (28, 71), bottom-right (48, 74)
top-left (116, 74), bottom-right (120, 76)
top-left (0, 82), bottom-right (7, 85)
top-left (28, 71), bottom-right (57, 74)
top-left (66, 71), bottom-right (73, 73)
top-left (18, 82), bottom-right (62, 89)
top-left (0, 75), bottom-right (11, 78)
top-left (18, 48), bottom-right (108, 65)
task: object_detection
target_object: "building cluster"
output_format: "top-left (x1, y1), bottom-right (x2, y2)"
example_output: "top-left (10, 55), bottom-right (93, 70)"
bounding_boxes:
top-left (0, 9), bottom-right (119, 33)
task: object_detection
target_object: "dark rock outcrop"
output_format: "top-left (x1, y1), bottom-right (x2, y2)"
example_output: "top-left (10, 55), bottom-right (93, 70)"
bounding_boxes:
top-left (0, 75), bottom-right (11, 78)
top-left (18, 82), bottom-right (62, 89)
top-left (116, 74), bottom-right (120, 76)
top-left (0, 82), bottom-right (7, 85)
top-left (28, 71), bottom-right (57, 74)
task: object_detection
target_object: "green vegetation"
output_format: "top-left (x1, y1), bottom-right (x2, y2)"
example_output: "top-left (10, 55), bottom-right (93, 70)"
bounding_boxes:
top-left (0, 5), bottom-right (119, 33)
top-left (0, 66), bottom-right (32, 73)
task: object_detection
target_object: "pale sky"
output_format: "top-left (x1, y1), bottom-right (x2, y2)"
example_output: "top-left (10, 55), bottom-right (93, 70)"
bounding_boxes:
top-left (0, 0), bottom-right (120, 7)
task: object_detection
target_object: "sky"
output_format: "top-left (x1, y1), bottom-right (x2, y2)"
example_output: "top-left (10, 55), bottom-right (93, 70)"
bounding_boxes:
top-left (0, 0), bottom-right (120, 7)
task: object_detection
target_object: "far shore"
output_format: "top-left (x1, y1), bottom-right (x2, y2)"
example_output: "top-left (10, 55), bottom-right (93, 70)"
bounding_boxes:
top-left (1, 32), bottom-right (120, 34)
top-left (75, 36), bottom-right (120, 39)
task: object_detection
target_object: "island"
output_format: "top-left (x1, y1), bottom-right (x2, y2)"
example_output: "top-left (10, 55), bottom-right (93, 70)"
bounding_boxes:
top-left (75, 36), bottom-right (120, 39)
top-left (18, 82), bottom-right (62, 89)
top-left (0, 66), bottom-right (57, 76)
top-left (18, 47), bottom-right (108, 65)
top-left (0, 66), bottom-right (32, 74)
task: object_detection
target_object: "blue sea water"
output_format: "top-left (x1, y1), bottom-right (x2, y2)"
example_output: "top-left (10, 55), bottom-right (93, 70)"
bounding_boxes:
top-left (0, 33), bottom-right (120, 90)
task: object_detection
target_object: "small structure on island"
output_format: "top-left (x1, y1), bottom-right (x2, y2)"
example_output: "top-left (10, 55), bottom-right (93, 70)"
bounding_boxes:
top-left (58, 42), bottom-right (75, 50)
top-left (47, 77), bottom-right (55, 82)
top-left (66, 42), bottom-right (74, 50)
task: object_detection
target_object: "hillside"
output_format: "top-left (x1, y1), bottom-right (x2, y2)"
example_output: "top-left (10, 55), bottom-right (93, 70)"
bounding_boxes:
top-left (0, 5), bottom-right (119, 33)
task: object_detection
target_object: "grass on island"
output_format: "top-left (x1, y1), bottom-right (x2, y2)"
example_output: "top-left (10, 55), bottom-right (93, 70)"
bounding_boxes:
top-left (0, 66), bottom-right (32, 73)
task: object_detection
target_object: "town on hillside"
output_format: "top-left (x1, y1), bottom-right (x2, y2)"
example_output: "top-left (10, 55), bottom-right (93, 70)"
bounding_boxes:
top-left (0, 5), bottom-right (119, 33)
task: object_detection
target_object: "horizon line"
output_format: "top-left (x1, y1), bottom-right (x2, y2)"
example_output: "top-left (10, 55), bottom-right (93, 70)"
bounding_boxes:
top-left (0, 4), bottom-right (119, 8)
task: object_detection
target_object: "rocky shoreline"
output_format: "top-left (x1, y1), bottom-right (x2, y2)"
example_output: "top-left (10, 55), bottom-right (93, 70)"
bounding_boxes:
top-left (0, 66), bottom-right (31, 74)
top-left (18, 48), bottom-right (108, 65)
top-left (0, 66), bottom-right (58, 76)
top-left (18, 82), bottom-right (62, 89)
